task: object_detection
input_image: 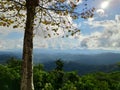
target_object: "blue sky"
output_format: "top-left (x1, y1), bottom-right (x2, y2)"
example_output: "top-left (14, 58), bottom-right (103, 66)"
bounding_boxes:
top-left (0, 0), bottom-right (120, 52)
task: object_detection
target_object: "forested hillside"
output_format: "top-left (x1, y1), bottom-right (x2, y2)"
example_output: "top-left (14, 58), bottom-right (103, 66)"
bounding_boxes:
top-left (0, 58), bottom-right (120, 90)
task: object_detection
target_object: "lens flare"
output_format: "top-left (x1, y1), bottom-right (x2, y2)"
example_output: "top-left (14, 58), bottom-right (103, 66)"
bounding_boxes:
top-left (101, 1), bottom-right (109, 9)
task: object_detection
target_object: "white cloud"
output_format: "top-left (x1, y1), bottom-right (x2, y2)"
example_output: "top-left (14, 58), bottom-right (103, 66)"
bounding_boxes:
top-left (33, 36), bottom-right (80, 50)
top-left (115, 15), bottom-right (120, 23)
top-left (1, 14), bottom-right (120, 51)
top-left (0, 30), bottom-right (79, 50)
top-left (0, 27), bottom-right (23, 50)
top-left (85, 19), bottom-right (119, 29)
top-left (1, 1), bottom-right (120, 52)
top-left (0, 38), bottom-right (23, 50)
top-left (0, 14), bottom-right (79, 51)
top-left (0, 26), bottom-right (23, 36)
top-left (77, 15), bottom-right (120, 50)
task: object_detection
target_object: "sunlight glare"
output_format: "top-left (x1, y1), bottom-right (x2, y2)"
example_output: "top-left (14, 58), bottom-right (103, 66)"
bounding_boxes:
top-left (101, 1), bottom-right (109, 9)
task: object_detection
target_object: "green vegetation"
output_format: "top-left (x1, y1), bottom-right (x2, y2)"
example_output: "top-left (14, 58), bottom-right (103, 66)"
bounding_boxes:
top-left (0, 58), bottom-right (120, 90)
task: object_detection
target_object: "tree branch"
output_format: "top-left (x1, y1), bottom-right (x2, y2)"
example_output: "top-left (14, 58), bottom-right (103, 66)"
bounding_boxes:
top-left (10, 0), bottom-right (25, 6)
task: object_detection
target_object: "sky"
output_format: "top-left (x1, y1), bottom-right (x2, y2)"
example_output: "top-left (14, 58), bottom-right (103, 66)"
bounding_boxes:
top-left (0, 0), bottom-right (120, 52)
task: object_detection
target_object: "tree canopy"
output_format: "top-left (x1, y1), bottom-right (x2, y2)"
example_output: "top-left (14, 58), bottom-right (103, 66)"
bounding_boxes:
top-left (0, 0), bottom-right (95, 38)
top-left (0, 59), bottom-right (120, 90)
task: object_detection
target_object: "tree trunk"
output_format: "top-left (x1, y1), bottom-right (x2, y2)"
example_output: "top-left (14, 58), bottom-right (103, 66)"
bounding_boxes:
top-left (21, 1), bottom-right (36, 90)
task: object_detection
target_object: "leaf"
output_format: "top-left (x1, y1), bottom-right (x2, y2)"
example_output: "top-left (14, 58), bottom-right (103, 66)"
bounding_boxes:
top-left (68, 30), bottom-right (71, 32)
top-left (44, 36), bottom-right (47, 38)
top-left (42, 20), bottom-right (51, 25)
top-left (3, 23), bottom-right (6, 26)
top-left (71, 15), bottom-right (78, 19)
top-left (13, 25), bottom-right (18, 28)
top-left (52, 28), bottom-right (58, 32)
top-left (66, 35), bottom-right (68, 37)
top-left (48, 34), bottom-right (51, 37)
top-left (70, 2), bottom-right (77, 9)
top-left (51, 22), bottom-right (55, 26)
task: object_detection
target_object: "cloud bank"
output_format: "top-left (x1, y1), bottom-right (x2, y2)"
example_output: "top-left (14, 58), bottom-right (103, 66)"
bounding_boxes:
top-left (0, 14), bottom-right (120, 51)
top-left (78, 15), bottom-right (120, 50)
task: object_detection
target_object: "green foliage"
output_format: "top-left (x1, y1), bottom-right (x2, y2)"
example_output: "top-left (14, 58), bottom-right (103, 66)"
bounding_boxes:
top-left (61, 81), bottom-right (77, 90)
top-left (55, 59), bottom-right (64, 71)
top-left (34, 70), bottom-right (48, 90)
top-left (0, 63), bottom-right (21, 90)
top-left (0, 58), bottom-right (120, 90)
top-left (42, 83), bottom-right (54, 90)
top-left (117, 62), bottom-right (120, 67)
top-left (6, 57), bottom-right (21, 68)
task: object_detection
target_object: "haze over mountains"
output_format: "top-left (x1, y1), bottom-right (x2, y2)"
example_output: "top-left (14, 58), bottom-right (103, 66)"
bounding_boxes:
top-left (0, 49), bottom-right (120, 65)
top-left (0, 49), bottom-right (120, 74)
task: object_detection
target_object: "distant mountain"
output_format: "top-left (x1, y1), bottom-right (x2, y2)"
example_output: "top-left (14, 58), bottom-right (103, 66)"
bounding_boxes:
top-left (0, 51), bottom-right (21, 63)
top-left (0, 49), bottom-right (120, 74)
top-left (0, 49), bottom-right (120, 65)
top-left (33, 52), bottom-right (120, 65)
top-left (43, 60), bottom-right (120, 75)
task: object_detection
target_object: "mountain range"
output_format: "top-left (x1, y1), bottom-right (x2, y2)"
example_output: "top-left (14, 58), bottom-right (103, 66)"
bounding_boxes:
top-left (0, 49), bottom-right (120, 74)
top-left (0, 49), bottom-right (120, 65)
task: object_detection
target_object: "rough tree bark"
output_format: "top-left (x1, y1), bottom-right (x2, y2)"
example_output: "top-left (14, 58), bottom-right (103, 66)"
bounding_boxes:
top-left (21, 0), bottom-right (38, 90)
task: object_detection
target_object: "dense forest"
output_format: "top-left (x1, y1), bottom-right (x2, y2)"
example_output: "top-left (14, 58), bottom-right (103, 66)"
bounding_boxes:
top-left (0, 58), bottom-right (120, 90)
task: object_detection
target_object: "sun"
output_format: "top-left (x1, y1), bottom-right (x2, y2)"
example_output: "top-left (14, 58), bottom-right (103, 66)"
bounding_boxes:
top-left (101, 1), bottom-right (109, 9)
top-left (96, 1), bottom-right (110, 16)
